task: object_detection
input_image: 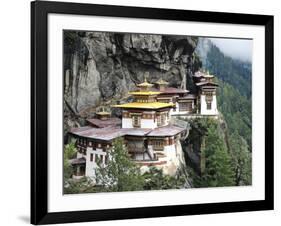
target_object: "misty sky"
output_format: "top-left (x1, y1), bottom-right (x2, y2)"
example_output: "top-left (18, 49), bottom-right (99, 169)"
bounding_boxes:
top-left (209, 38), bottom-right (253, 62)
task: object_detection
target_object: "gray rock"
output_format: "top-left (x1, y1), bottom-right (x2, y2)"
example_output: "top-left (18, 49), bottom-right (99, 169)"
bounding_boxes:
top-left (63, 31), bottom-right (200, 114)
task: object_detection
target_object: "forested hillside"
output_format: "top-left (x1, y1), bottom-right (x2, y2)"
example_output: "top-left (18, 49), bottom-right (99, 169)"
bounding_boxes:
top-left (194, 38), bottom-right (252, 186)
top-left (196, 38), bottom-right (252, 97)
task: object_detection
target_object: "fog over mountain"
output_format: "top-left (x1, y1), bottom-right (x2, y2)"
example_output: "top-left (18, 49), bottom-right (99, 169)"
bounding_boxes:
top-left (209, 38), bottom-right (252, 62)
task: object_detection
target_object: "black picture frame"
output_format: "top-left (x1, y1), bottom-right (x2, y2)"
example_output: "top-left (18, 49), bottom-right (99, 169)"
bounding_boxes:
top-left (31, 0), bottom-right (274, 224)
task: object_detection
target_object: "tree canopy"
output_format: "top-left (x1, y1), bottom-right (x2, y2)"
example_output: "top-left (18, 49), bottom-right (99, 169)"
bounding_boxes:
top-left (190, 119), bottom-right (235, 187)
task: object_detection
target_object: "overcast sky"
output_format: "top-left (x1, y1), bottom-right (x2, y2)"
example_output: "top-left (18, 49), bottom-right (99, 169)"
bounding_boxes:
top-left (209, 38), bottom-right (253, 62)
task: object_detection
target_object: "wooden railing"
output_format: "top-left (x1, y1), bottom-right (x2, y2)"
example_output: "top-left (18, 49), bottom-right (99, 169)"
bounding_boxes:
top-left (128, 147), bottom-right (145, 153)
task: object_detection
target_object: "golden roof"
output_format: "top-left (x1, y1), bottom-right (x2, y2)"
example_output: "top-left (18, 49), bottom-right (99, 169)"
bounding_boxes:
top-left (137, 72), bottom-right (154, 88)
top-left (137, 78), bottom-right (154, 88)
top-left (96, 111), bottom-right (110, 116)
top-left (128, 91), bottom-right (161, 96)
top-left (155, 78), bottom-right (169, 85)
top-left (112, 102), bottom-right (174, 109)
top-left (204, 74), bottom-right (214, 78)
top-left (96, 106), bottom-right (110, 115)
top-left (203, 70), bottom-right (214, 78)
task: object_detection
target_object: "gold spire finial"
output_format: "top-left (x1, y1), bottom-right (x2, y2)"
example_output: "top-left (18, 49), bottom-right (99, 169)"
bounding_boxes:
top-left (137, 72), bottom-right (153, 90)
top-left (144, 71), bottom-right (149, 83)
top-left (96, 106), bottom-right (111, 120)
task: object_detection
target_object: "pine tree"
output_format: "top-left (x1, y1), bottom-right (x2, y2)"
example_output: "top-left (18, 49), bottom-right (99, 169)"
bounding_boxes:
top-left (142, 167), bottom-right (187, 190)
top-left (95, 137), bottom-right (145, 192)
top-left (194, 121), bottom-right (235, 187)
top-left (63, 139), bottom-right (77, 180)
top-left (229, 132), bottom-right (252, 185)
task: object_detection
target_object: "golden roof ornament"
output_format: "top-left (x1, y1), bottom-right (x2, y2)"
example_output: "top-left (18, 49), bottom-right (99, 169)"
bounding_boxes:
top-left (156, 77), bottom-right (169, 85)
top-left (204, 70), bottom-right (214, 79)
top-left (137, 72), bottom-right (153, 89)
top-left (96, 106), bottom-right (111, 116)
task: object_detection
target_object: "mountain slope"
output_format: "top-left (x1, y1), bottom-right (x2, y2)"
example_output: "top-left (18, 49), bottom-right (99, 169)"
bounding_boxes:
top-left (196, 38), bottom-right (252, 98)
top-left (194, 38), bottom-right (252, 185)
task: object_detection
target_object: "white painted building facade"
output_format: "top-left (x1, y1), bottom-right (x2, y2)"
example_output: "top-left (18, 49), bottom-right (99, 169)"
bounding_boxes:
top-left (121, 110), bottom-right (170, 129)
top-left (85, 147), bottom-right (107, 178)
top-left (200, 94), bottom-right (218, 115)
top-left (140, 139), bottom-right (185, 176)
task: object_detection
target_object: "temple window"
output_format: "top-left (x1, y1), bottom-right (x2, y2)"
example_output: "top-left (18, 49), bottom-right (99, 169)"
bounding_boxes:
top-left (132, 115), bottom-right (141, 127)
top-left (160, 114), bottom-right (165, 125)
top-left (153, 140), bottom-right (164, 150)
top-left (156, 113), bottom-right (166, 126)
top-left (205, 92), bottom-right (213, 110)
top-left (207, 102), bottom-right (212, 110)
top-left (90, 153), bottom-right (93, 162)
top-left (179, 102), bottom-right (192, 111)
top-left (157, 116), bottom-right (161, 126)
top-left (95, 154), bottom-right (100, 163)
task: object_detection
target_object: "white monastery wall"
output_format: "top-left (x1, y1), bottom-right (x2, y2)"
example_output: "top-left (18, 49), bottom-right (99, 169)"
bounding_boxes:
top-left (122, 117), bottom-right (158, 128)
top-left (122, 118), bottom-right (133, 128)
top-left (140, 140), bottom-right (186, 176)
top-left (159, 140), bottom-right (186, 176)
top-left (200, 95), bottom-right (218, 115)
top-left (76, 152), bottom-right (85, 158)
top-left (141, 119), bottom-right (157, 129)
top-left (85, 147), bottom-right (107, 178)
top-left (170, 102), bottom-right (180, 115)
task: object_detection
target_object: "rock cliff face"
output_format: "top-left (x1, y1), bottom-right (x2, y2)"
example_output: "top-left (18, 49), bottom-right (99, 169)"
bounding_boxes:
top-left (195, 38), bottom-right (212, 67)
top-left (64, 31), bottom-right (200, 114)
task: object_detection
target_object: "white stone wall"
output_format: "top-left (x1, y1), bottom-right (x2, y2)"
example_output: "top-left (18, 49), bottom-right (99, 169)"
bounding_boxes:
top-left (200, 95), bottom-right (218, 115)
top-left (170, 102), bottom-right (180, 115)
top-left (140, 140), bottom-right (186, 176)
top-left (85, 147), bottom-right (107, 178)
top-left (76, 152), bottom-right (85, 158)
top-left (122, 117), bottom-right (157, 129)
top-left (147, 145), bottom-right (154, 159)
top-left (141, 118), bottom-right (157, 129)
top-left (163, 144), bottom-right (176, 160)
top-left (122, 118), bottom-right (133, 128)
top-left (162, 140), bottom-right (186, 175)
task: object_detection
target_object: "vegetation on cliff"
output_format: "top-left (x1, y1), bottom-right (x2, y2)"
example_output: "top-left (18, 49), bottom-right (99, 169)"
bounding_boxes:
top-left (95, 138), bottom-right (145, 192)
top-left (186, 117), bottom-right (251, 187)
top-left (217, 79), bottom-right (252, 151)
top-left (186, 118), bottom-right (234, 187)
